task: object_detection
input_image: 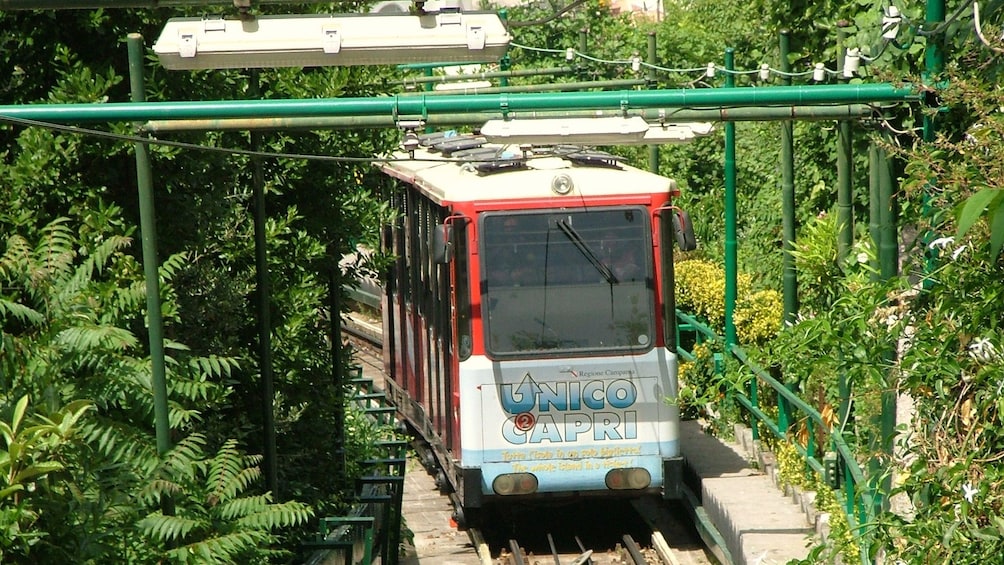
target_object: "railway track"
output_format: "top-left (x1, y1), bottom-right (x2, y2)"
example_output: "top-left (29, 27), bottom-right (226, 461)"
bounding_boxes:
top-left (341, 309), bottom-right (714, 565)
top-left (492, 529), bottom-right (674, 565)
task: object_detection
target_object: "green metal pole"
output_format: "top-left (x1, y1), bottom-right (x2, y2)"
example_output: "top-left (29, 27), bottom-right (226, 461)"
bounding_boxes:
top-left (249, 71), bottom-right (279, 498)
top-left (647, 33), bottom-right (659, 174)
top-left (834, 23), bottom-right (856, 455)
top-left (878, 145), bottom-right (898, 280)
top-left (836, 23), bottom-right (854, 261)
top-left (924, 0), bottom-right (946, 117)
top-left (128, 33), bottom-right (171, 456)
top-left (779, 30), bottom-right (798, 324)
top-left (0, 84), bottom-right (916, 124)
top-left (329, 247), bottom-right (346, 484)
top-left (498, 9), bottom-right (510, 88)
top-left (868, 142), bottom-right (881, 279)
top-left (777, 30), bottom-right (797, 436)
top-left (723, 49), bottom-right (738, 348)
top-left (922, 0), bottom-right (946, 272)
top-left (878, 137), bottom-right (898, 442)
top-left (141, 104), bottom-right (875, 133)
top-left (872, 140), bottom-right (898, 514)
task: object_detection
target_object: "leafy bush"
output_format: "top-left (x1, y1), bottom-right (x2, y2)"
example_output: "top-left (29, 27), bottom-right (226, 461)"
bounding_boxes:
top-left (734, 289), bottom-right (783, 345)
top-left (138, 435), bottom-right (313, 564)
top-left (675, 259), bottom-right (753, 330)
top-left (677, 341), bottom-right (724, 421)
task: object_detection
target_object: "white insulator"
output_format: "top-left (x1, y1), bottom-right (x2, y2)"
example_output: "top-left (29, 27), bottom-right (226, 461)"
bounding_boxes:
top-left (843, 48), bottom-right (860, 77)
top-left (882, 6), bottom-right (901, 40)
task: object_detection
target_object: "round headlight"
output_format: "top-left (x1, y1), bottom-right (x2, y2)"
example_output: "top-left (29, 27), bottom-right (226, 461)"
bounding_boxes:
top-left (551, 173), bottom-right (574, 195)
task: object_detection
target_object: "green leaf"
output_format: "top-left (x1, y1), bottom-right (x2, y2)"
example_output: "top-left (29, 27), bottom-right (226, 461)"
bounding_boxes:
top-left (13, 461), bottom-right (64, 484)
top-left (942, 519), bottom-right (960, 546)
top-left (956, 188), bottom-right (1001, 239)
top-left (989, 200), bottom-right (1004, 258)
top-left (0, 484), bottom-right (25, 501)
top-left (10, 395), bottom-right (29, 437)
top-left (993, 515), bottom-right (1004, 536)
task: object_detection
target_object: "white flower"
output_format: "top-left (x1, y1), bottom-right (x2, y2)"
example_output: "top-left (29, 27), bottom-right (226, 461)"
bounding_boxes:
top-left (928, 236), bottom-right (954, 249)
top-left (951, 245), bottom-right (967, 260)
top-left (856, 252), bottom-right (869, 264)
top-left (969, 337), bottom-right (999, 363)
top-left (962, 483), bottom-right (978, 503)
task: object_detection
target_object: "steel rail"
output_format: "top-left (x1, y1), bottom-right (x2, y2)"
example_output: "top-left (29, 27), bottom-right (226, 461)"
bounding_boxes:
top-left (622, 535), bottom-right (648, 565)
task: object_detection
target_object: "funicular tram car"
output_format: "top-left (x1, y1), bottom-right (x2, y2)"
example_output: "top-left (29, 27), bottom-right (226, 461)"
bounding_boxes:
top-left (377, 131), bottom-right (695, 525)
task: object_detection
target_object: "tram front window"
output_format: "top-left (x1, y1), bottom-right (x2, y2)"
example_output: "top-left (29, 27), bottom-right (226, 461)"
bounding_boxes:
top-left (481, 208), bottom-right (655, 358)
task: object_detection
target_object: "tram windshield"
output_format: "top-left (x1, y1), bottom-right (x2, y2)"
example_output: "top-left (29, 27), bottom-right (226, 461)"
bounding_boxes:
top-left (481, 207), bottom-right (655, 358)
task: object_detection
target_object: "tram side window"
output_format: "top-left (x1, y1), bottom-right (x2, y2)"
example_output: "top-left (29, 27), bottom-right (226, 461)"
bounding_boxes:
top-left (453, 221), bottom-right (472, 360)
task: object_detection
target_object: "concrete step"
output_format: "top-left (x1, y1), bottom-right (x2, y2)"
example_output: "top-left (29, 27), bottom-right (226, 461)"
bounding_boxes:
top-left (679, 421), bottom-right (815, 565)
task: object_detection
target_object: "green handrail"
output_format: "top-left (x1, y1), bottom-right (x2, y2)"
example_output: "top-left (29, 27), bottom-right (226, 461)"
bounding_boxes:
top-left (675, 309), bottom-right (878, 564)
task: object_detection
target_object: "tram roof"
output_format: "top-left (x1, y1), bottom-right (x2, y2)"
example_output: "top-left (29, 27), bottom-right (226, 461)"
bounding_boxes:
top-left (377, 133), bottom-right (677, 205)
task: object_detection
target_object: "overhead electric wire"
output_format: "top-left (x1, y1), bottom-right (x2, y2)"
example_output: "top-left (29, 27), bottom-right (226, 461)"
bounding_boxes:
top-left (914, 0), bottom-right (976, 35)
top-left (0, 114), bottom-right (442, 163)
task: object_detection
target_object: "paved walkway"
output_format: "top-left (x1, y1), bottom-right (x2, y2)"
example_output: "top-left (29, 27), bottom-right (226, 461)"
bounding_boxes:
top-left (399, 457), bottom-right (482, 565)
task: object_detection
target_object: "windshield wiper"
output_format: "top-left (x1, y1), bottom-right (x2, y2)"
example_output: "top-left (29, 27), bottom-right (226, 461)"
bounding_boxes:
top-left (555, 219), bottom-right (618, 284)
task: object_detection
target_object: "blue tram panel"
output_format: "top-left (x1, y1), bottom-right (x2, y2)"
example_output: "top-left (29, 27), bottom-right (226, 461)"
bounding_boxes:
top-left (377, 132), bottom-right (689, 515)
top-left (461, 353), bottom-right (679, 497)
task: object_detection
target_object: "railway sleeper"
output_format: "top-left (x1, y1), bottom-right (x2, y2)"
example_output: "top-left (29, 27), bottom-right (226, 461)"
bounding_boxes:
top-left (498, 534), bottom-right (661, 565)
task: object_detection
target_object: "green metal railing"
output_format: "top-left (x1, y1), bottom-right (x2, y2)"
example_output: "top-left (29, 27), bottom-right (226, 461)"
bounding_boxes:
top-left (675, 310), bottom-right (878, 564)
top-left (303, 366), bottom-right (407, 565)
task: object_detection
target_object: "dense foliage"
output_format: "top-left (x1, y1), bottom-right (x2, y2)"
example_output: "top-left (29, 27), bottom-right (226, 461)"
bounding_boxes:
top-left (2, 0), bottom-right (1004, 562)
top-left (506, 0), bottom-right (1004, 562)
top-left (0, 4), bottom-right (394, 562)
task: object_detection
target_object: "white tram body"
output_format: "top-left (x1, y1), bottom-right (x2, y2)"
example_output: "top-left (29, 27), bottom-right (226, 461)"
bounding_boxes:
top-left (378, 133), bottom-right (688, 518)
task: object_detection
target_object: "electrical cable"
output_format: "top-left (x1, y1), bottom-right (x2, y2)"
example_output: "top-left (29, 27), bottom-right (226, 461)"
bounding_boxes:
top-left (0, 113), bottom-right (482, 163)
top-left (914, 0), bottom-right (976, 36)
top-left (512, 41), bottom-right (844, 81)
top-left (973, 1), bottom-right (1004, 53)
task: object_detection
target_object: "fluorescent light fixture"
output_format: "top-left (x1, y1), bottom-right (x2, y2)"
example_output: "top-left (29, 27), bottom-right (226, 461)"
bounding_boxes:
top-left (153, 12), bottom-right (511, 70)
top-left (481, 117), bottom-right (651, 145)
top-left (481, 117), bottom-right (714, 146)
top-left (642, 122), bottom-right (714, 144)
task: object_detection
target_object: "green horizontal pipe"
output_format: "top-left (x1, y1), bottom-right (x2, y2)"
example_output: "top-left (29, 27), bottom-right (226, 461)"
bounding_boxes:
top-left (144, 104), bottom-right (874, 132)
top-left (399, 67), bottom-right (574, 86)
top-left (0, 84), bottom-right (915, 125)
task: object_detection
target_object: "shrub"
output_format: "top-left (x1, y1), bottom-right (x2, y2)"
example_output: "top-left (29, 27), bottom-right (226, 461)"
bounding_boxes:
top-left (734, 289), bottom-right (784, 345)
top-left (675, 259), bottom-right (752, 330)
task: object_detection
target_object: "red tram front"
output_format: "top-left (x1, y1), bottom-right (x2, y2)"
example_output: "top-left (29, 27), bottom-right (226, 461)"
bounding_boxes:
top-left (378, 134), bottom-right (690, 520)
